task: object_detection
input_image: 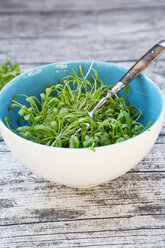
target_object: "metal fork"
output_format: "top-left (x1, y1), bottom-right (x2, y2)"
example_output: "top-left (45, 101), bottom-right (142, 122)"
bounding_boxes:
top-left (89, 40), bottom-right (165, 118)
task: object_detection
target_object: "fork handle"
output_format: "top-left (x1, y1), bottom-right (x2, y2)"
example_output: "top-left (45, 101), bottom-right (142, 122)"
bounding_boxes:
top-left (89, 40), bottom-right (165, 117)
top-left (111, 40), bottom-right (165, 94)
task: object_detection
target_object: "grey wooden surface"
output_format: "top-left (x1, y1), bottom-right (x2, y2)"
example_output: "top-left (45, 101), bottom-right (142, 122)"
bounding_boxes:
top-left (0, 0), bottom-right (165, 247)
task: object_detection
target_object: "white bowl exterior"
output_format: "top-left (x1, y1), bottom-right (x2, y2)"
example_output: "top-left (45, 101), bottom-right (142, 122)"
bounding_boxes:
top-left (0, 108), bottom-right (164, 187)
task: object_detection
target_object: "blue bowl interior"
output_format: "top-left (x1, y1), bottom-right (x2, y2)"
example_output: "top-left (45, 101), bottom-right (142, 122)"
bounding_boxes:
top-left (0, 61), bottom-right (164, 130)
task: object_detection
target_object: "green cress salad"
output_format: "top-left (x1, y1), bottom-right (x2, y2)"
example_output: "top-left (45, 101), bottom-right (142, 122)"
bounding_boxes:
top-left (0, 61), bottom-right (21, 90)
top-left (4, 65), bottom-right (152, 151)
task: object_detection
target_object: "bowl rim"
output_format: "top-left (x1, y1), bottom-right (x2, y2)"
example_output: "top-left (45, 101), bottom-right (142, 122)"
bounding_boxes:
top-left (0, 61), bottom-right (165, 151)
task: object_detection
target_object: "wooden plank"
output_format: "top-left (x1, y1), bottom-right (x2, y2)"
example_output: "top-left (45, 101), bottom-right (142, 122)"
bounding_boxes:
top-left (1, 0), bottom-right (165, 12)
top-left (0, 170), bottom-right (165, 222)
top-left (0, 224), bottom-right (165, 248)
top-left (0, 36), bottom-right (165, 66)
top-left (0, 230), bottom-right (165, 248)
top-left (0, 169), bottom-right (165, 246)
top-left (0, 4), bottom-right (165, 63)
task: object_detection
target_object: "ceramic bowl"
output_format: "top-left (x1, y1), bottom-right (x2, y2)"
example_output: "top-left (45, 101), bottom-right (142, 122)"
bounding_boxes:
top-left (0, 61), bottom-right (164, 187)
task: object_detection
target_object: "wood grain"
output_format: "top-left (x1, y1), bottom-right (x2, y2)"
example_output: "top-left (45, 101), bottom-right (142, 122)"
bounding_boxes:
top-left (0, 0), bottom-right (165, 247)
top-left (0, 1), bottom-right (165, 64)
top-left (1, 0), bottom-right (165, 11)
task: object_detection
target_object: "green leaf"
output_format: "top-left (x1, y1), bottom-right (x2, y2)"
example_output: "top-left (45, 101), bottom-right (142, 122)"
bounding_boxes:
top-left (24, 114), bottom-right (31, 121)
top-left (4, 117), bottom-right (10, 129)
top-left (116, 137), bottom-right (125, 143)
top-left (81, 124), bottom-right (87, 143)
top-left (0, 61), bottom-right (21, 90)
top-left (34, 125), bottom-right (50, 133)
top-left (124, 85), bottom-right (130, 97)
top-left (55, 137), bottom-right (62, 147)
top-left (50, 121), bottom-right (58, 131)
top-left (18, 109), bottom-right (25, 117)
top-left (40, 93), bottom-right (46, 101)
top-left (8, 103), bottom-right (20, 111)
top-left (69, 135), bottom-right (80, 148)
top-left (26, 97), bottom-right (39, 112)
top-left (45, 87), bottom-right (53, 97)
top-left (78, 65), bottom-right (84, 76)
top-left (17, 126), bottom-right (32, 132)
top-left (92, 68), bottom-right (98, 80)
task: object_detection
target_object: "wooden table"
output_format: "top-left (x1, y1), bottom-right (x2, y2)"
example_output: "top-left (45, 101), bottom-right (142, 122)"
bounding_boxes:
top-left (0, 0), bottom-right (165, 247)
